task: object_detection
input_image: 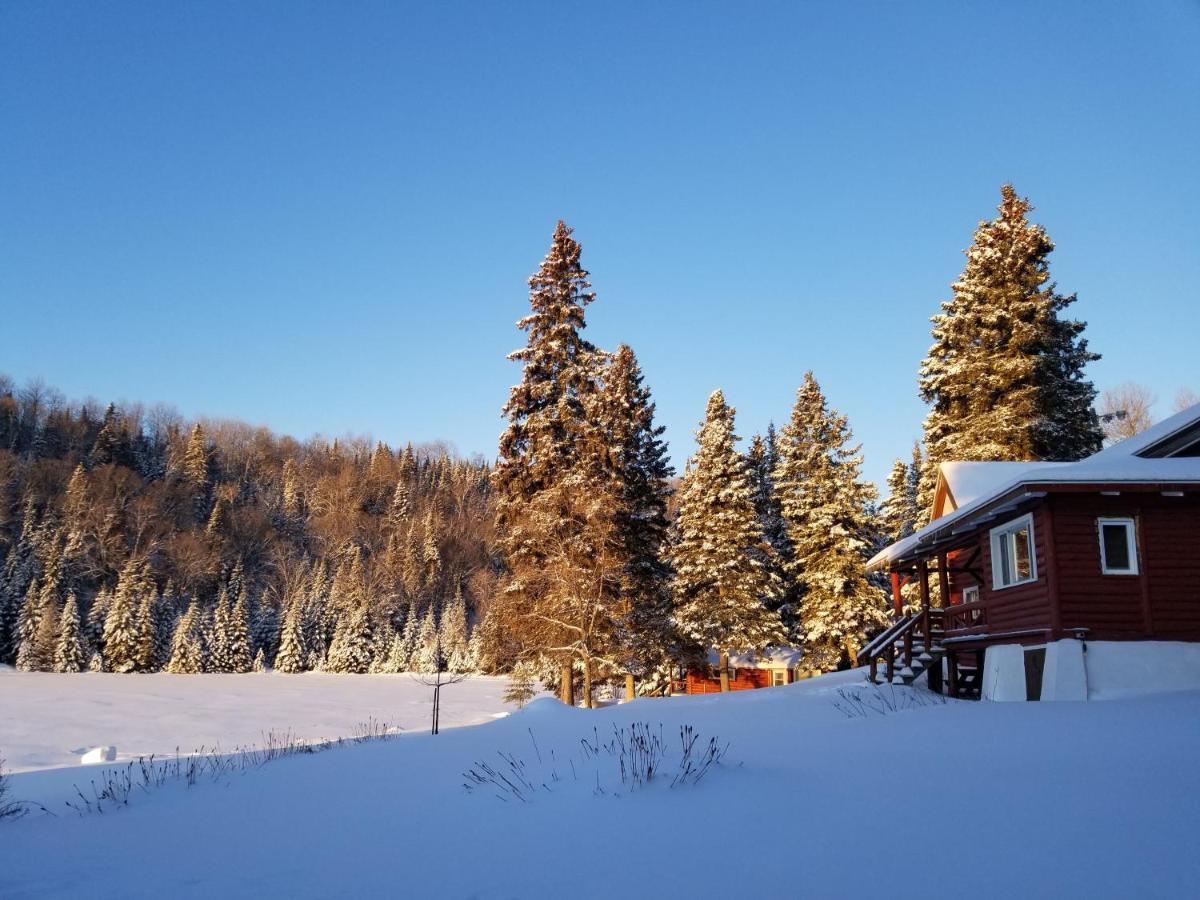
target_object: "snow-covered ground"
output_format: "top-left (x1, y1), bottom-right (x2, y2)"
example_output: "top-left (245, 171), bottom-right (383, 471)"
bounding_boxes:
top-left (3, 670), bottom-right (1200, 898)
top-left (0, 667), bottom-right (525, 773)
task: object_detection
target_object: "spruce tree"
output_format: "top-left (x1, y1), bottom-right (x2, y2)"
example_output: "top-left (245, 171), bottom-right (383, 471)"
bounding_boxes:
top-left (600, 345), bottom-right (676, 687)
top-left (226, 590), bottom-right (253, 673)
top-left (103, 559), bottom-right (147, 673)
top-left (919, 185), bottom-right (1102, 505)
top-left (14, 576), bottom-right (42, 671)
top-left (747, 426), bottom-right (796, 637)
top-left (54, 592), bottom-right (86, 672)
top-left (440, 583), bottom-right (471, 673)
top-left (774, 374), bottom-right (887, 672)
top-left (491, 221), bottom-right (618, 703)
top-left (326, 602), bottom-right (373, 674)
top-left (183, 423), bottom-right (212, 519)
top-left (274, 596), bottom-right (309, 674)
top-left (669, 391), bottom-right (785, 690)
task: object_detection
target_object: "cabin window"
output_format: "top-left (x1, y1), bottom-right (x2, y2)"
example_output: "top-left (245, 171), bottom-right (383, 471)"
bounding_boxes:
top-left (771, 669), bottom-right (787, 687)
top-left (1098, 518), bottom-right (1138, 575)
top-left (962, 585), bottom-right (980, 605)
top-left (990, 514), bottom-right (1037, 589)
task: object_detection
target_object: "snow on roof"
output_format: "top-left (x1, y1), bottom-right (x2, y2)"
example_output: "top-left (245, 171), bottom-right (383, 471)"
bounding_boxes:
top-left (705, 647), bottom-right (804, 669)
top-left (1088, 401), bottom-right (1200, 461)
top-left (869, 453), bottom-right (1200, 570)
top-left (938, 461), bottom-right (1065, 516)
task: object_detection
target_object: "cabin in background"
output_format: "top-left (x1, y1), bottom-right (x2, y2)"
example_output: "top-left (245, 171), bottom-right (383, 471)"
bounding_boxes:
top-left (677, 648), bottom-right (804, 694)
top-left (861, 403), bottom-right (1200, 701)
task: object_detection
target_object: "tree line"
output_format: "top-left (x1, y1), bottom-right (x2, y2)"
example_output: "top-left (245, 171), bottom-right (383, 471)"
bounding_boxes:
top-left (0, 387), bottom-right (497, 676)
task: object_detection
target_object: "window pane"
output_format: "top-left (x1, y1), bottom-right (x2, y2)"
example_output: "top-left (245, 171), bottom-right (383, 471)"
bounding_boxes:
top-left (1102, 524), bottom-right (1131, 571)
top-left (998, 534), bottom-right (1012, 585)
top-left (1013, 528), bottom-right (1032, 580)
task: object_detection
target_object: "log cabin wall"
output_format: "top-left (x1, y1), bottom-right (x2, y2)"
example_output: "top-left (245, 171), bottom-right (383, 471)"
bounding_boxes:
top-left (1052, 492), bottom-right (1200, 640)
top-left (685, 668), bottom-right (771, 694)
top-left (968, 501), bottom-right (1055, 635)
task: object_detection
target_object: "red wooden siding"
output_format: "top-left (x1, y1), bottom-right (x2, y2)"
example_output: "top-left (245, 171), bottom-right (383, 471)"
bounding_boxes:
top-left (938, 492), bottom-right (1200, 645)
top-left (685, 667), bottom-right (772, 694)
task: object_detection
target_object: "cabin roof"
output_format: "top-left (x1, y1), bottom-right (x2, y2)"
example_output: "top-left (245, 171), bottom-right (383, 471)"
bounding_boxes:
top-left (869, 403), bottom-right (1200, 571)
top-left (705, 647), bottom-right (804, 669)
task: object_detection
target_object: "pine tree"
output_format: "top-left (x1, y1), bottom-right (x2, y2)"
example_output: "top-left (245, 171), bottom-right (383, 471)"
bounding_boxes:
top-left (226, 589), bottom-right (253, 673)
top-left (747, 426), bottom-right (796, 636)
top-left (669, 391), bottom-right (785, 690)
top-left (166, 604), bottom-right (204, 674)
top-left (14, 576), bottom-right (42, 671)
top-left (919, 185), bottom-right (1102, 506)
top-left (413, 603), bottom-right (442, 673)
top-left (274, 595), bottom-right (310, 674)
top-left (880, 458), bottom-right (919, 546)
top-left (103, 559), bottom-right (148, 673)
top-left (326, 602), bottom-right (373, 674)
top-left (388, 479), bottom-right (411, 528)
top-left (440, 583), bottom-right (471, 673)
top-left (183, 423), bottom-right (212, 519)
top-left (491, 221), bottom-right (628, 704)
top-left (54, 592), bottom-right (87, 672)
top-left (421, 508), bottom-right (441, 591)
top-left (599, 345), bottom-right (676, 687)
top-left (774, 374), bottom-right (887, 672)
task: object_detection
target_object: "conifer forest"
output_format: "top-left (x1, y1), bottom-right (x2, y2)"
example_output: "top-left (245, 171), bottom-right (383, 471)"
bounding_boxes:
top-left (0, 186), bottom-right (1151, 699)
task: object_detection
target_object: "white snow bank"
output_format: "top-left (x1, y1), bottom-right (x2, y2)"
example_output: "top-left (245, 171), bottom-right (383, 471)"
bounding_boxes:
top-left (0, 669), bottom-right (534, 773)
top-left (4, 668), bottom-right (1200, 898)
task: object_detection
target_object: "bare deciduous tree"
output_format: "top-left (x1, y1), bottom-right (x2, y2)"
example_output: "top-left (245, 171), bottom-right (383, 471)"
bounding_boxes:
top-left (1174, 388), bottom-right (1199, 414)
top-left (1098, 382), bottom-right (1157, 444)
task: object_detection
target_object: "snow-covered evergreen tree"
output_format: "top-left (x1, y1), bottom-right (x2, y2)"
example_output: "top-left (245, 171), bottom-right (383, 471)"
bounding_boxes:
top-left (274, 594), bottom-right (309, 674)
top-left (54, 592), bottom-right (87, 672)
top-left (413, 603), bottom-right (442, 674)
top-left (326, 602), bottom-right (373, 674)
top-left (747, 427), bottom-right (796, 637)
top-left (165, 603), bottom-right (204, 674)
top-left (669, 391), bottom-right (785, 688)
top-left (440, 584), bottom-right (471, 673)
top-left (600, 344), bottom-right (676, 684)
top-left (918, 185), bottom-right (1102, 512)
top-left (14, 576), bottom-right (43, 671)
top-left (774, 374), bottom-right (887, 672)
top-left (226, 589), bottom-right (253, 673)
top-left (103, 559), bottom-right (149, 673)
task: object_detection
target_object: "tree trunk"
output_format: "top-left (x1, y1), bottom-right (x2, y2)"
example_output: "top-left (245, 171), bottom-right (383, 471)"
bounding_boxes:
top-left (624, 673), bottom-right (635, 702)
top-left (582, 659), bottom-right (594, 709)
top-left (559, 663), bottom-right (574, 706)
top-left (719, 650), bottom-right (730, 693)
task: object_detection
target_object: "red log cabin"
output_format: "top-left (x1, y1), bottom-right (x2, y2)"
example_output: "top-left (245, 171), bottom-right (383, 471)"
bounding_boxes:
top-left (862, 403), bottom-right (1200, 701)
top-left (678, 648), bottom-right (804, 694)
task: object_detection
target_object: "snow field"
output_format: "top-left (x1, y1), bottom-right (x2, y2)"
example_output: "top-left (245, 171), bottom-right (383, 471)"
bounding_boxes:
top-left (0, 667), bottom-right (525, 773)
top-left (2, 668), bottom-right (1200, 898)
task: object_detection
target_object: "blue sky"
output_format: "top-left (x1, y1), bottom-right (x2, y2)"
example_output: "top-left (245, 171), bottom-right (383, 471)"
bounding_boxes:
top-left (2, 1), bottom-right (1197, 488)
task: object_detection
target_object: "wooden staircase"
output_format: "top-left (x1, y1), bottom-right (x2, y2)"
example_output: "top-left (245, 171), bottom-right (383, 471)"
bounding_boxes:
top-left (860, 610), bottom-right (982, 699)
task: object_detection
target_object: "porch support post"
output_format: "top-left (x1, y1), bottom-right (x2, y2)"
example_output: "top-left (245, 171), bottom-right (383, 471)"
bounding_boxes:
top-left (918, 558), bottom-right (932, 657)
top-left (937, 553), bottom-right (950, 609)
top-left (947, 652), bottom-right (960, 698)
top-left (891, 570), bottom-right (903, 619)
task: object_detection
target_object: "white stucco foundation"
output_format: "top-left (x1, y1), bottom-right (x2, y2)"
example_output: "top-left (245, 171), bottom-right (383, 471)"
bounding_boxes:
top-left (979, 639), bottom-right (1200, 701)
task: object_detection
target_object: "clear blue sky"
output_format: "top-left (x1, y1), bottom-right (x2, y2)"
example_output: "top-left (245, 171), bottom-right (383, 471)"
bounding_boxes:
top-left (2, 2), bottom-right (1198, 488)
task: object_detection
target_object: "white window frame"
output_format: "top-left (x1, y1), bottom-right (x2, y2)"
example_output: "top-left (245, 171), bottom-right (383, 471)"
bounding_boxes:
top-left (961, 585), bottom-right (981, 605)
top-left (990, 513), bottom-right (1038, 590)
top-left (771, 669), bottom-right (787, 687)
top-left (1098, 517), bottom-right (1139, 575)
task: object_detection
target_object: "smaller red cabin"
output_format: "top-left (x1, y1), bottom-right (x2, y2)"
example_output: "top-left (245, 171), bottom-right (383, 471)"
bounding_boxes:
top-left (680, 648), bottom-right (804, 694)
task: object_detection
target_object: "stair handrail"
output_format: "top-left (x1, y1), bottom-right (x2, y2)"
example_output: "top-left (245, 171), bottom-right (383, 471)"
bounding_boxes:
top-left (859, 614), bottom-right (918, 661)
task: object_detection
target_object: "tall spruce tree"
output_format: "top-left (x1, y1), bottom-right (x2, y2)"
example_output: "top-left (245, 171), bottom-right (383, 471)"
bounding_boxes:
top-left (774, 374), bottom-right (887, 672)
top-left (918, 185), bottom-right (1102, 511)
top-left (747, 426), bottom-right (796, 637)
top-left (669, 391), bottom-right (785, 691)
top-left (491, 221), bottom-right (619, 705)
top-left (599, 345), bottom-right (676, 692)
